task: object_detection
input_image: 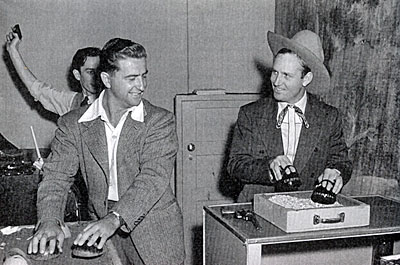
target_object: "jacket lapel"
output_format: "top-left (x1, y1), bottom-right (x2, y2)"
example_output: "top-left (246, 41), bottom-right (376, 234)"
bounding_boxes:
top-left (117, 116), bottom-right (145, 162)
top-left (294, 95), bottom-right (323, 173)
top-left (117, 102), bottom-right (149, 168)
top-left (80, 101), bottom-right (150, 186)
top-left (260, 101), bottom-right (283, 157)
top-left (80, 117), bottom-right (109, 182)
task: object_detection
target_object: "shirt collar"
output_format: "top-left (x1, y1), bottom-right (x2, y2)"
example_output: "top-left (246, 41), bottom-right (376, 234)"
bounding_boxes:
top-left (277, 91), bottom-right (308, 116)
top-left (78, 90), bottom-right (144, 123)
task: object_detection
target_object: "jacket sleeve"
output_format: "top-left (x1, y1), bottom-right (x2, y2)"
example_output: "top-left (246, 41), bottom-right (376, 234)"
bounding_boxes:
top-left (36, 116), bottom-right (80, 222)
top-left (227, 107), bottom-right (274, 185)
top-left (325, 108), bottom-right (353, 185)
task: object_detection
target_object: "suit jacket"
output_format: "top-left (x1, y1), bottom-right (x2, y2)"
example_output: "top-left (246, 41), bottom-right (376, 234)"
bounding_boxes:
top-left (227, 93), bottom-right (352, 202)
top-left (37, 99), bottom-right (185, 265)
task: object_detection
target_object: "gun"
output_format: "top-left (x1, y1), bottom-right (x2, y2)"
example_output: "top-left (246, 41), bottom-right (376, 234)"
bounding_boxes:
top-left (221, 208), bottom-right (262, 230)
top-left (12, 24), bottom-right (22, 39)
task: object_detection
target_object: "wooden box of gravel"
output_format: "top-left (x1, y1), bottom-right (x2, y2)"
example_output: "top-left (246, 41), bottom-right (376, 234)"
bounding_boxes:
top-left (254, 191), bottom-right (370, 233)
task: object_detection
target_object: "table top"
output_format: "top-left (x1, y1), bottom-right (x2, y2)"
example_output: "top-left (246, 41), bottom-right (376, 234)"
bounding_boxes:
top-left (204, 195), bottom-right (400, 245)
top-left (0, 222), bottom-right (121, 265)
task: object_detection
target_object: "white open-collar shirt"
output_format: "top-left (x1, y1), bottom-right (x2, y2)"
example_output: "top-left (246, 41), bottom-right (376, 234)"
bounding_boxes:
top-left (78, 90), bottom-right (144, 201)
top-left (276, 92), bottom-right (307, 163)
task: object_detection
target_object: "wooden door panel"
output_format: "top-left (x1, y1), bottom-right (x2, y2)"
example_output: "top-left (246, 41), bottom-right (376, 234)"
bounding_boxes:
top-left (175, 94), bottom-right (260, 264)
top-left (196, 142), bottom-right (227, 155)
top-left (195, 154), bottom-right (225, 192)
top-left (195, 107), bottom-right (241, 141)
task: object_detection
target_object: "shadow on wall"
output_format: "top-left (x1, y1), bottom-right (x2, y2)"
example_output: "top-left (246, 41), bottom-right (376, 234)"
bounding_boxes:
top-left (217, 59), bottom-right (274, 201)
top-left (254, 58), bottom-right (274, 98)
top-left (217, 123), bottom-right (243, 201)
top-left (2, 45), bottom-right (58, 124)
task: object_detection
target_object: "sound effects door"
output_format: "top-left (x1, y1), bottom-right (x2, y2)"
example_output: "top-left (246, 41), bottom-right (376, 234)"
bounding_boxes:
top-left (175, 93), bottom-right (260, 264)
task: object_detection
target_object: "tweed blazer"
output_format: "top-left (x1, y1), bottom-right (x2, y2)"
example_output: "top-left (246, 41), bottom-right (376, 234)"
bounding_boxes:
top-left (227, 93), bottom-right (352, 202)
top-left (37, 99), bottom-right (184, 265)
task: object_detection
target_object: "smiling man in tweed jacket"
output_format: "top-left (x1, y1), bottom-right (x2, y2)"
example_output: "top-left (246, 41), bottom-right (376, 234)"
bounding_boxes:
top-left (28, 38), bottom-right (185, 265)
top-left (227, 30), bottom-right (352, 202)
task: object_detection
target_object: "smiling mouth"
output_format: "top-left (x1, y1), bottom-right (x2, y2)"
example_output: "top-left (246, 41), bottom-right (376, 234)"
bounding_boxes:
top-left (129, 92), bottom-right (143, 96)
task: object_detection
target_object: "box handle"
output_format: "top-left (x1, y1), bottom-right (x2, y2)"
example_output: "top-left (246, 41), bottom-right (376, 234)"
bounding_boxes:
top-left (313, 212), bottom-right (345, 225)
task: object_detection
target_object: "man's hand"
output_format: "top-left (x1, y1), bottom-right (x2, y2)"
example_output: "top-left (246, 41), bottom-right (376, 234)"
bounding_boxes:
top-left (269, 155), bottom-right (294, 182)
top-left (73, 213), bottom-right (120, 249)
top-left (28, 219), bottom-right (65, 255)
top-left (318, 168), bottom-right (343, 194)
top-left (5, 30), bottom-right (21, 53)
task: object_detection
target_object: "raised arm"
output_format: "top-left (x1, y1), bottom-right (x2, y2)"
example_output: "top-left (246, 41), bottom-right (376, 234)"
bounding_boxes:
top-left (5, 30), bottom-right (77, 115)
top-left (5, 31), bottom-right (36, 89)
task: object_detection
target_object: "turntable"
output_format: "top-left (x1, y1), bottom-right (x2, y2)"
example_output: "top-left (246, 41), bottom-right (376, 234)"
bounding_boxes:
top-left (0, 133), bottom-right (35, 176)
top-left (0, 149), bottom-right (34, 176)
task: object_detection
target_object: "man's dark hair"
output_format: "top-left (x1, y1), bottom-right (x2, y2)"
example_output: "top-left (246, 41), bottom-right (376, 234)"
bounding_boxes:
top-left (71, 47), bottom-right (101, 72)
top-left (67, 47), bottom-right (101, 92)
top-left (99, 38), bottom-right (147, 74)
top-left (276, 48), bottom-right (311, 78)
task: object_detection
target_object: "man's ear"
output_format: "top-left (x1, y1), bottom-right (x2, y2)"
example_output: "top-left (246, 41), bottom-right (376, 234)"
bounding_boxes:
top-left (72, 69), bottom-right (81, 81)
top-left (302, 71), bottom-right (313, 87)
top-left (100, 72), bottom-right (111, 89)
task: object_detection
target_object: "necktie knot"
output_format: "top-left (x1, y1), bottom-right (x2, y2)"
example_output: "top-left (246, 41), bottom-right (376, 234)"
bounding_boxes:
top-left (80, 96), bottom-right (89, 107)
top-left (276, 105), bottom-right (309, 129)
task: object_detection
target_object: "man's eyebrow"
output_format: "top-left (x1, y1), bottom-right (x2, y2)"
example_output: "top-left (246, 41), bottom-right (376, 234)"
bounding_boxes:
top-left (124, 71), bottom-right (149, 78)
top-left (272, 69), bottom-right (293, 75)
top-left (284, 71), bottom-right (293, 75)
top-left (126, 70), bottom-right (149, 78)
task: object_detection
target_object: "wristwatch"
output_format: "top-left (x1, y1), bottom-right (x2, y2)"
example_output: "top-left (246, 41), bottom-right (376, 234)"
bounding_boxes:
top-left (109, 211), bottom-right (125, 227)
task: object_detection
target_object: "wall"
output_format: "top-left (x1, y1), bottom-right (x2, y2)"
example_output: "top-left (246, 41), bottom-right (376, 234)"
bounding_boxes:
top-left (275, 0), bottom-right (400, 196)
top-left (0, 0), bottom-right (274, 149)
top-left (188, 0), bottom-right (274, 92)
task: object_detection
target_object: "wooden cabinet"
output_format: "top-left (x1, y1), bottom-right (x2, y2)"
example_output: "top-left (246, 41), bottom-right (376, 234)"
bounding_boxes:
top-left (203, 196), bottom-right (400, 265)
top-left (175, 93), bottom-right (260, 264)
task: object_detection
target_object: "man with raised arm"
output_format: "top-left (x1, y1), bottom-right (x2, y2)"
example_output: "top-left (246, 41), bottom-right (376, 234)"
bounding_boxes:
top-left (6, 30), bottom-right (101, 115)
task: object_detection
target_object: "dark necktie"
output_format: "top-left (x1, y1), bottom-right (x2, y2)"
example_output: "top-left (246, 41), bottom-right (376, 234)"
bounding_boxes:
top-left (276, 105), bottom-right (309, 129)
top-left (80, 97), bottom-right (89, 107)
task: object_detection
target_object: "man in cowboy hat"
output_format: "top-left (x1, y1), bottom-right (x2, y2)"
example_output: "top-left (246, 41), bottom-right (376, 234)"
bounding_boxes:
top-left (227, 30), bottom-right (352, 202)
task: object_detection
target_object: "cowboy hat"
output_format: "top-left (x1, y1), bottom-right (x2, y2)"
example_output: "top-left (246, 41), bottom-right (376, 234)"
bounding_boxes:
top-left (267, 30), bottom-right (331, 94)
